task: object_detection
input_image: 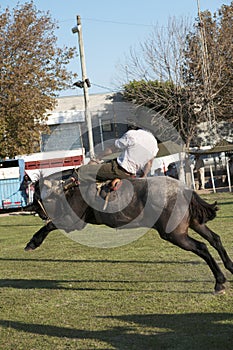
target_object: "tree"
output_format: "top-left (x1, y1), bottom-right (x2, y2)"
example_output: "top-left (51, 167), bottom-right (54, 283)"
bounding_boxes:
top-left (0, 1), bottom-right (76, 158)
top-left (121, 3), bottom-right (233, 149)
top-left (184, 3), bottom-right (233, 123)
top-left (121, 16), bottom-right (202, 149)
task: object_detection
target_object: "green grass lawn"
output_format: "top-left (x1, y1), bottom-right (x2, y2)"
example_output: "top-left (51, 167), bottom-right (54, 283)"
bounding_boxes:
top-left (0, 192), bottom-right (233, 349)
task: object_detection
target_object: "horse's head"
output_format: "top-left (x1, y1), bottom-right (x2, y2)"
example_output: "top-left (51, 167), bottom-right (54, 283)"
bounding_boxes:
top-left (25, 180), bottom-right (50, 220)
top-left (23, 178), bottom-right (61, 220)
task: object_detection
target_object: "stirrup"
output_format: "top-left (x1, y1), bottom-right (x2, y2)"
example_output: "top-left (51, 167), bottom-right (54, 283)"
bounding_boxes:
top-left (110, 178), bottom-right (122, 191)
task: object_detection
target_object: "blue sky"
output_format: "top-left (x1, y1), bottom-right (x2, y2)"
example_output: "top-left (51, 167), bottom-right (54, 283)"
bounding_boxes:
top-left (1, 0), bottom-right (231, 96)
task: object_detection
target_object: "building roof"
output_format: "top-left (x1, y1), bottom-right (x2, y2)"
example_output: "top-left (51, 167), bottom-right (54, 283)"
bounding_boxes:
top-left (190, 140), bottom-right (233, 154)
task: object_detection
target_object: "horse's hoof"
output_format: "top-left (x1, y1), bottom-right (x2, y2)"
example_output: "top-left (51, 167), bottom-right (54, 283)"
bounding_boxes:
top-left (213, 287), bottom-right (226, 295)
top-left (24, 243), bottom-right (36, 251)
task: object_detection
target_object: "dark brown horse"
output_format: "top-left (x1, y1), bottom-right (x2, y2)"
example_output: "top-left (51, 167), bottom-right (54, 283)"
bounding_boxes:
top-left (24, 170), bottom-right (233, 294)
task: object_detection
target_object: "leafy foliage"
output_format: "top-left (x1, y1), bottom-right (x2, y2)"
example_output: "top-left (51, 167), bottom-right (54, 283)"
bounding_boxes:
top-left (122, 3), bottom-right (233, 148)
top-left (184, 3), bottom-right (233, 122)
top-left (0, 1), bottom-right (76, 158)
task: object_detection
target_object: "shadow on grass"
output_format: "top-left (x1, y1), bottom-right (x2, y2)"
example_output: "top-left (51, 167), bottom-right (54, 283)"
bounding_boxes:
top-left (0, 313), bottom-right (233, 349)
top-left (218, 201), bottom-right (233, 206)
top-left (0, 223), bottom-right (42, 227)
top-left (0, 257), bottom-right (203, 265)
top-left (0, 278), bottom-right (213, 294)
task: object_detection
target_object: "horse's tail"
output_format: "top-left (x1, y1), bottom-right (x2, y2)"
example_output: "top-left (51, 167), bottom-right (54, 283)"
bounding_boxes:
top-left (189, 190), bottom-right (218, 224)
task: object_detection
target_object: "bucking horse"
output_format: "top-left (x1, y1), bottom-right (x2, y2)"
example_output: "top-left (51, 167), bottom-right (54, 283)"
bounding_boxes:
top-left (24, 169), bottom-right (233, 294)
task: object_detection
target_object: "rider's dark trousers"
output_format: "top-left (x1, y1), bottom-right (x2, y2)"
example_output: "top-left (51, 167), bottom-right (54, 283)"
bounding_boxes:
top-left (77, 159), bottom-right (133, 183)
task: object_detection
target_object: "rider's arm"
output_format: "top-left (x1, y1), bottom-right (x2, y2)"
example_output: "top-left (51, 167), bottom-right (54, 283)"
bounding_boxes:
top-left (140, 158), bottom-right (154, 178)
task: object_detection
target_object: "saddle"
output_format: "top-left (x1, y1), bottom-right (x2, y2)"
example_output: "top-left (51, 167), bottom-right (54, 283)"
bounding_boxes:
top-left (43, 175), bottom-right (122, 211)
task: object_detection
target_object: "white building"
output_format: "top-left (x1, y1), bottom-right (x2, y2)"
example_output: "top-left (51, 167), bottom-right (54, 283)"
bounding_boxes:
top-left (42, 93), bottom-right (135, 155)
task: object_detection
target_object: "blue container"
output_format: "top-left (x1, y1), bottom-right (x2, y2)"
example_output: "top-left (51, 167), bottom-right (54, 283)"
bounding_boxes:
top-left (0, 159), bottom-right (25, 210)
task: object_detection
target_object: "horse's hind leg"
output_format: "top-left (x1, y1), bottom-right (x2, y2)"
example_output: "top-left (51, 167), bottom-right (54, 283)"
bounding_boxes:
top-left (158, 227), bottom-right (227, 294)
top-left (190, 221), bottom-right (233, 274)
top-left (24, 221), bottom-right (56, 251)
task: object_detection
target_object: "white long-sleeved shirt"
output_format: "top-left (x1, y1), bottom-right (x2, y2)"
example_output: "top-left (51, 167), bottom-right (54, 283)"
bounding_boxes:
top-left (115, 129), bottom-right (158, 175)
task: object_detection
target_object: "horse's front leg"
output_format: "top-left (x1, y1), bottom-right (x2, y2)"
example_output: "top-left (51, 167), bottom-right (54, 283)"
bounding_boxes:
top-left (24, 221), bottom-right (56, 251)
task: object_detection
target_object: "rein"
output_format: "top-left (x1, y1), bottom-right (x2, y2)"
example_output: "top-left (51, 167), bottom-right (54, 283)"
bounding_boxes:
top-left (37, 198), bottom-right (51, 223)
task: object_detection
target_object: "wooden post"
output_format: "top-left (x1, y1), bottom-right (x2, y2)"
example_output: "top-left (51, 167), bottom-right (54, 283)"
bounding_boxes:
top-left (209, 165), bottom-right (216, 193)
top-left (190, 164), bottom-right (196, 190)
top-left (226, 158), bottom-right (232, 192)
top-left (73, 16), bottom-right (95, 159)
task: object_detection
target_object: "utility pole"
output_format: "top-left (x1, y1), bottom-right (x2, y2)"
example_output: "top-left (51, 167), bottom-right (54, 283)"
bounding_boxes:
top-left (72, 15), bottom-right (95, 159)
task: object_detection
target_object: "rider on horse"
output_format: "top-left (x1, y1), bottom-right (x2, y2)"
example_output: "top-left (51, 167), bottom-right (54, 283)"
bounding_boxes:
top-left (63, 126), bottom-right (159, 191)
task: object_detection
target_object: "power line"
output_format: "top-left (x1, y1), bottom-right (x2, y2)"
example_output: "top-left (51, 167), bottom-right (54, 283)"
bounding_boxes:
top-left (91, 83), bottom-right (118, 92)
top-left (82, 17), bottom-right (155, 27)
top-left (58, 17), bottom-right (157, 28)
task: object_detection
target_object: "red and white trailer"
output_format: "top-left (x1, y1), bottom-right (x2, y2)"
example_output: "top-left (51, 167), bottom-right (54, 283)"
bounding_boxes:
top-left (0, 150), bottom-right (85, 210)
top-left (19, 149), bottom-right (85, 181)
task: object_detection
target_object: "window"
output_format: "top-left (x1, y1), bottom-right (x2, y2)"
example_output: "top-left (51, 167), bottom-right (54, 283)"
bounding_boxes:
top-left (102, 120), bottom-right (113, 132)
top-left (41, 123), bottom-right (82, 151)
